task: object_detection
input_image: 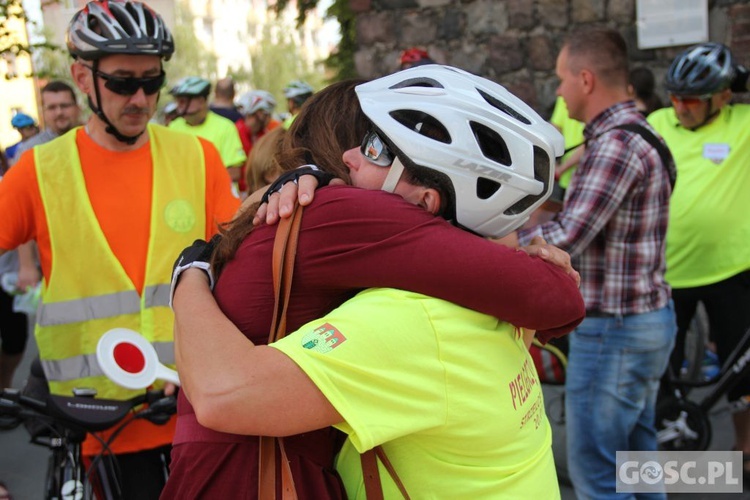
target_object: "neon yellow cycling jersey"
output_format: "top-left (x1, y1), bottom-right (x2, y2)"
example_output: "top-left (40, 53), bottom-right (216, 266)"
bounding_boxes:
top-left (649, 104), bottom-right (750, 288)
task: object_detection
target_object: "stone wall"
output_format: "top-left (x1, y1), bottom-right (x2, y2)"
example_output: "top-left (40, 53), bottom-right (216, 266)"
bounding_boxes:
top-left (351, 0), bottom-right (750, 117)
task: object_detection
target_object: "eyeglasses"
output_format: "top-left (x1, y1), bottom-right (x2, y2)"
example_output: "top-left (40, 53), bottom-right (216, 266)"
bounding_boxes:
top-left (43, 103), bottom-right (76, 112)
top-left (669, 93), bottom-right (711, 107)
top-left (360, 130), bottom-right (395, 167)
top-left (83, 64), bottom-right (166, 96)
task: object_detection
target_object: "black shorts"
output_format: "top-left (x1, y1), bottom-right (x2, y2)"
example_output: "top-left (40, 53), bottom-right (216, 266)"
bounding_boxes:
top-left (0, 288), bottom-right (28, 355)
top-left (672, 269), bottom-right (750, 402)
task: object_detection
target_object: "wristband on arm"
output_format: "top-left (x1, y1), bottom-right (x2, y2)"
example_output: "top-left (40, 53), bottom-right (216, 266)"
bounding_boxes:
top-left (169, 235), bottom-right (220, 308)
top-left (260, 164), bottom-right (335, 205)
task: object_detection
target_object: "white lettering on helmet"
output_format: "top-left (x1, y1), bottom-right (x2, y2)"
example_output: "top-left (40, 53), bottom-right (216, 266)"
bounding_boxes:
top-left (452, 158), bottom-right (513, 183)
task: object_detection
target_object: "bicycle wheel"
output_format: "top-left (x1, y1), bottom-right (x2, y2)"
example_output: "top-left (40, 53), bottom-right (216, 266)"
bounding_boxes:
top-left (656, 397), bottom-right (711, 451)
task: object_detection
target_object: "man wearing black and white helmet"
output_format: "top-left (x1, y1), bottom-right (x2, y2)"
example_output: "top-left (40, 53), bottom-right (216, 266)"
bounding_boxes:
top-left (0, 1), bottom-right (239, 497)
top-left (649, 42), bottom-right (750, 467)
top-left (67, 0), bottom-right (173, 145)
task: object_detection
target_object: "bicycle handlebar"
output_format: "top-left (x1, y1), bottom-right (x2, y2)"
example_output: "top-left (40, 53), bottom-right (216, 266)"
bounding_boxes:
top-left (0, 388), bottom-right (176, 432)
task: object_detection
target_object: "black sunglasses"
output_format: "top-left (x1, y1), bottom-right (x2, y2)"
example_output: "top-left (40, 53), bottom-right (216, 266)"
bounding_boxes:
top-left (360, 129), bottom-right (395, 167)
top-left (84, 65), bottom-right (166, 96)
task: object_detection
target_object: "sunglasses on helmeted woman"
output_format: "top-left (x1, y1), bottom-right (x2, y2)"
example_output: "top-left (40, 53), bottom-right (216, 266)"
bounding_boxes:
top-left (360, 130), bottom-right (395, 167)
top-left (82, 64), bottom-right (166, 96)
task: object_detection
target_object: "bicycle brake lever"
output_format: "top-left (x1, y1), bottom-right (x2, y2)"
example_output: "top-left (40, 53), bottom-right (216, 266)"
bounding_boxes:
top-left (139, 396), bottom-right (176, 426)
top-left (0, 396), bottom-right (21, 416)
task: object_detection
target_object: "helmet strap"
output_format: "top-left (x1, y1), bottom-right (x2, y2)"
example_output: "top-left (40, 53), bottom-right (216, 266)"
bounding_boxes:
top-left (691, 99), bottom-right (720, 131)
top-left (381, 157), bottom-right (405, 193)
top-left (87, 60), bottom-right (144, 146)
top-left (175, 96), bottom-right (193, 119)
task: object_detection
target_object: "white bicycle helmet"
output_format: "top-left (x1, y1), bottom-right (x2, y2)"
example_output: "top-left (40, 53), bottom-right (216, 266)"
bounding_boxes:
top-left (66, 0), bottom-right (174, 61)
top-left (236, 90), bottom-right (277, 115)
top-left (283, 80), bottom-right (314, 99)
top-left (355, 65), bottom-right (564, 237)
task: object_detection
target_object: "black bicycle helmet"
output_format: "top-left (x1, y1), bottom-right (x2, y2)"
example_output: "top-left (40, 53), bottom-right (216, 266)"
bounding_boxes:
top-left (67, 0), bottom-right (174, 61)
top-left (66, 0), bottom-right (174, 145)
top-left (665, 42), bottom-right (735, 96)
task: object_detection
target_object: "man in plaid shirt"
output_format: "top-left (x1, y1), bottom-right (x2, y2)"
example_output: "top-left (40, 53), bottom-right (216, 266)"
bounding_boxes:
top-left (501, 28), bottom-right (676, 499)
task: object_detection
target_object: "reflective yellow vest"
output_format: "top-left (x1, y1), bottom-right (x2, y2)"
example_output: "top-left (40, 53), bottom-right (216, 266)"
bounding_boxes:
top-left (34, 125), bottom-right (207, 398)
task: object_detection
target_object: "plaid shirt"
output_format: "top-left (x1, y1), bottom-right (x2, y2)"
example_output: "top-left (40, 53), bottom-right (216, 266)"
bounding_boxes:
top-left (518, 101), bottom-right (671, 315)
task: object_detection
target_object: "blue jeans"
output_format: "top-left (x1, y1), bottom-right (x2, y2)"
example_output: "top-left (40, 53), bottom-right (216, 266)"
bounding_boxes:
top-left (565, 303), bottom-right (676, 500)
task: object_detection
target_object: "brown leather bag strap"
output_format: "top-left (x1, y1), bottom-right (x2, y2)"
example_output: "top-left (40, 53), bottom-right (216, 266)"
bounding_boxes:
top-left (269, 202), bottom-right (304, 343)
top-left (360, 446), bottom-right (410, 499)
top-left (278, 438), bottom-right (297, 499)
top-left (259, 436), bottom-right (297, 500)
top-left (259, 203), bottom-right (304, 500)
top-left (361, 448), bottom-right (384, 499)
top-left (258, 436), bottom-right (278, 499)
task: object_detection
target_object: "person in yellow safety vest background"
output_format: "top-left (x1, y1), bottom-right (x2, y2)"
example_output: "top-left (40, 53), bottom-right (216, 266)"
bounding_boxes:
top-left (0, 0), bottom-right (239, 498)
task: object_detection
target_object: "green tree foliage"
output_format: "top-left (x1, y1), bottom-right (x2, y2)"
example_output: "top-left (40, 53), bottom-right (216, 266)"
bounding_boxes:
top-left (1, 0), bottom-right (30, 58)
top-left (32, 26), bottom-right (71, 80)
top-left (1, 0), bottom-right (355, 82)
top-left (1, 0), bottom-right (58, 78)
top-left (243, 17), bottom-right (327, 104)
top-left (274, 0), bottom-right (355, 81)
top-left (324, 0), bottom-right (356, 80)
top-left (164, 0), bottom-right (219, 87)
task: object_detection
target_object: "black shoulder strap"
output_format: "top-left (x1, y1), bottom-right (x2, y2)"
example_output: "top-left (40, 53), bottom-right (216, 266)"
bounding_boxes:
top-left (608, 123), bottom-right (676, 190)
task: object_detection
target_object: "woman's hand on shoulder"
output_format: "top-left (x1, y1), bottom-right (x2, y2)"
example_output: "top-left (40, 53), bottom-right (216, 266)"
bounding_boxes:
top-left (253, 171), bottom-right (345, 226)
top-left (521, 236), bottom-right (580, 287)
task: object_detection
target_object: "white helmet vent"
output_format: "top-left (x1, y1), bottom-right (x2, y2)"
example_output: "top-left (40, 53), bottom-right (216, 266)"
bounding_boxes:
top-left (470, 122), bottom-right (511, 166)
top-left (389, 110), bottom-right (451, 144)
top-left (388, 77), bottom-right (444, 90)
top-left (477, 88), bottom-right (531, 125)
top-left (504, 145), bottom-right (551, 215)
top-left (477, 178), bottom-right (501, 200)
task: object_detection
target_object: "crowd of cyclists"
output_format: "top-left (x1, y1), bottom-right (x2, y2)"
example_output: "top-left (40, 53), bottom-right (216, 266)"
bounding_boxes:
top-left (1, 0), bottom-right (750, 498)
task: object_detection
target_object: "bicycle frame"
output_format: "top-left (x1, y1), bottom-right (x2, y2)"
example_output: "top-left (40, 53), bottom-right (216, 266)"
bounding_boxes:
top-left (665, 325), bottom-right (750, 412)
top-left (657, 325), bottom-right (750, 450)
top-left (44, 434), bottom-right (87, 500)
top-left (0, 388), bottom-right (175, 500)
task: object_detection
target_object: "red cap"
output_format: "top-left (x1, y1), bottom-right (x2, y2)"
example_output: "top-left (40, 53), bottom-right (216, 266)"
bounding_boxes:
top-left (400, 47), bottom-right (431, 65)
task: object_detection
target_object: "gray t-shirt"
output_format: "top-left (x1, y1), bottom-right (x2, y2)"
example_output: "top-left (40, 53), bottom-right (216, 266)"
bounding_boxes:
top-left (9, 129), bottom-right (59, 166)
top-left (0, 249), bottom-right (19, 277)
